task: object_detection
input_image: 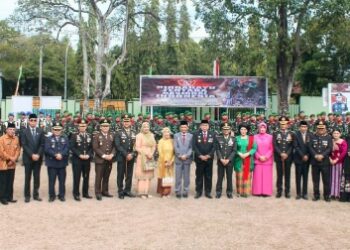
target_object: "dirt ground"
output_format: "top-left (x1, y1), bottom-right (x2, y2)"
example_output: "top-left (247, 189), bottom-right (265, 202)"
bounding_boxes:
top-left (1, 160), bottom-right (350, 250)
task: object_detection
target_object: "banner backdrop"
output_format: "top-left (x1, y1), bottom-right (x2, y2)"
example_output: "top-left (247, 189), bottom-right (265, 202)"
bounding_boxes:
top-left (328, 83), bottom-right (350, 114)
top-left (140, 76), bottom-right (267, 107)
top-left (12, 96), bottom-right (33, 114)
top-left (40, 96), bottom-right (62, 110)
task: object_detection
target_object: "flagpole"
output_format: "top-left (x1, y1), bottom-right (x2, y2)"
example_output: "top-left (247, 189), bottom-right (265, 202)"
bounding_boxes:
top-left (14, 65), bottom-right (23, 96)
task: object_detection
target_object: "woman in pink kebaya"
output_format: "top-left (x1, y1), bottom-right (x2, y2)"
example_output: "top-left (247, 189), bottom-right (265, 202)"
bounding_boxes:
top-left (252, 122), bottom-right (274, 196)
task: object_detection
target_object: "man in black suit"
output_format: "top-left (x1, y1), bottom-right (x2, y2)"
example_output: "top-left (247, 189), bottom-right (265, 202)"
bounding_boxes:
top-left (70, 119), bottom-right (93, 201)
top-left (293, 120), bottom-right (311, 200)
top-left (21, 113), bottom-right (45, 203)
top-left (193, 119), bottom-right (216, 199)
top-left (115, 114), bottom-right (137, 199)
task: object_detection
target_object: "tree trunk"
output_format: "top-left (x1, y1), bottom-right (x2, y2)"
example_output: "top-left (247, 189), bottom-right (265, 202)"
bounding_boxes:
top-left (276, 3), bottom-right (290, 115)
top-left (94, 18), bottom-right (105, 112)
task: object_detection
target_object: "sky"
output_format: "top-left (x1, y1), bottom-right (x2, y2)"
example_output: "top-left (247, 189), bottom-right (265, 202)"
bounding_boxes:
top-left (0, 0), bottom-right (209, 42)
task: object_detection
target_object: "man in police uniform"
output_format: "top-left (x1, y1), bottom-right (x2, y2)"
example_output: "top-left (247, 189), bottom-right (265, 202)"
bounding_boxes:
top-left (44, 122), bottom-right (69, 202)
top-left (92, 119), bottom-right (116, 200)
top-left (332, 93), bottom-right (348, 114)
top-left (273, 116), bottom-right (294, 198)
top-left (215, 123), bottom-right (237, 199)
top-left (192, 119), bottom-right (216, 199)
top-left (115, 114), bottom-right (137, 199)
top-left (308, 121), bottom-right (333, 202)
top-left (70, 119), bottom-right (93, 201)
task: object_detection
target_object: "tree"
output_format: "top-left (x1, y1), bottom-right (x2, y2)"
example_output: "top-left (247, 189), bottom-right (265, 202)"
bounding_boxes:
top-left (195, 0), bottom-right (347, 114)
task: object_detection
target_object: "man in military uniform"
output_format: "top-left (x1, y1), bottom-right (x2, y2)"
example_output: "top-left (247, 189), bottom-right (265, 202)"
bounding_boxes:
top-left (0, 122), bottom-right (21, 205)
top-left (92, 119), bottom-right (116, 200)
top-left (44, 122), bottom-right (69, 202)
top-left (215, 123), bottom-right (236, 199)
top-left (326, 112), bottom-right (336, 134)
top-left (70, 120), bottom-right (93, 201)
top-left (334, 114), bottom-right (346, 137)
top-left (273, 116), bottom-right (294, 198)
top-left (115, 115), bottom-right (137, 199)
top-left (192, 120), bottom-right (216, 199)
top-left (267, 114), bottom-right (277, 134)
top-left (21, 114), bottom-right (45, 203)
top-left (308, 121), bottom-right (333, 202)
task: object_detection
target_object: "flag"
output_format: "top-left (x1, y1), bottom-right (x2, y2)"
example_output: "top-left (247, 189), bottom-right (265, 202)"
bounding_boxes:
top-left (213, 58), bottom-right (220, 77)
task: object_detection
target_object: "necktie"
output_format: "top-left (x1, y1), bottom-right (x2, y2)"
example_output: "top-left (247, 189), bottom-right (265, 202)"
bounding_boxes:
top-left (302, 133), bottom-right (306, 143)
top-left (203, 132), bottom-right (207, 143)
top-left (32, 128), bottom-right (36, 138)
top-left (182, 133), bottom-right (186, 144)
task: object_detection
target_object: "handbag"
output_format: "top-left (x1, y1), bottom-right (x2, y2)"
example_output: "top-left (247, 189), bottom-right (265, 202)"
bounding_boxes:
top-left (143, 159), bottom-right (156, 171)
top-left (162, 167), bottom-right (174, 187)
top-left (162, 176), bottom-right (174, 187)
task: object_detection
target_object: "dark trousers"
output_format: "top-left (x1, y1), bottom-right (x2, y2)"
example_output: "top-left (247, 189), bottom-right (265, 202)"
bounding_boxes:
top-left (195, 159), bottom-right (213, 194)
top-left (312, 164), bottom-right (330, 199)
top-left (95, 162), bottom-right (112, 195)
top-left (72, 159), bottom-right (91, 196)
top-left (216, 161), bottom-right (233, 194)
top-left (276, 159), bottom-right (292, 194)
top-left (117, 159), bottom-right (134, 194)
top-left (47, 167), bottom-right (66, 198)
top-left (24, 161), bottom-right (42, 198)
top-left (295, 162), bottom-right (310, 196)
top-left (0, 169), bottom-right (15, 201)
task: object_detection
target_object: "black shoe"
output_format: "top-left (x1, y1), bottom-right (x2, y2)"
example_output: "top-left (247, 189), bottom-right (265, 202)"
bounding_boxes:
top-left (123, 192), bottom-right (136, 198)
top-left (215, 193), bottom-right (221, 199)
top-left (285, 193), bottom-right (291, 199)
top-left (102, 193), bottom-right (113, 198)
top-left (176, 194), bottom-right (181, 199)
top-left (227, 193), bottom-right (233, 199)
top-left (59, 197), bottom-right (65, 202)
top-left (34, 197), bottom-right (42, 202)
top-left (8, 199), bottom-right (17, 203)
top-left (74, 196), bottom-right (81, 201)
top-left (83, 194), bottom-right (93, 199)
top-left (205, 193), bottom-right (213, 199)
top-left (194, 193), bottom-right (202, 199)
top-left (182, 193), bottom-right (188, 198)
top-left (49, 197), bottom-right (55, 202)
top-left (1, 200), bottom-right (8, 205)
top-left (302, 195), bottom-right (308, 200)
top-left (25, 197), bottom-right (30, 203)
top-left (312, 196), bottom-right (320, 201)
top-left (296, 195), bottom-right (301, 200)
top-left (96, 195), bottom-right (102, 201)
top-left (324, 197), bottom-right (331, 202)
top-left (118, 193), bottom-right (124, 199)
top-left (276, 192), bottom-right (282, 198)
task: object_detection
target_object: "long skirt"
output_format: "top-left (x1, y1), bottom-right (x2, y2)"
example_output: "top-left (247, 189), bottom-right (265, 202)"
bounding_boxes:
top-left (252, 164), bottom-right (273, 196)
top-left (236, 171), bottom-right (251, 196)
top-left (330, 163), bottom-right (343, 197)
